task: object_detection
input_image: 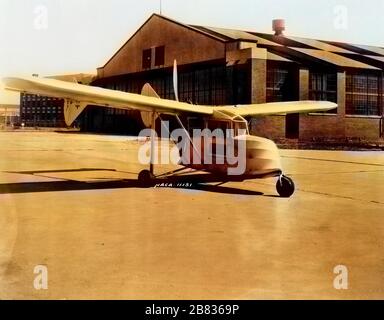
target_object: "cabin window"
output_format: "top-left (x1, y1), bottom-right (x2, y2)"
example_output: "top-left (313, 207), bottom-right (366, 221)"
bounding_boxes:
top-left (207, 120), bottom-right (230, 135)
top-left (233, 120), bottom-right (248, 136)
top-left (187, 117), bottom-right (205, 135)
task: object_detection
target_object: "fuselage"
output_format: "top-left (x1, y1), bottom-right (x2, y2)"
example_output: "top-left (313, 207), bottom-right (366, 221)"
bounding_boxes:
top-left (180, 134), bottom-right (283, 178)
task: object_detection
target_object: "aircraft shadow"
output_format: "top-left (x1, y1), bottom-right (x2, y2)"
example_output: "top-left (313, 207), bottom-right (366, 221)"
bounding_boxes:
top-left (0, 168), bottom-right (264, 196)
top-left (191, 184), bottom-right (263, 196)
top-left (6, 168), bottom-right (120, 175)
top-left (0, 179), bottom-right (140, 194)
top-left (0, 179), bottom-right (263, 196)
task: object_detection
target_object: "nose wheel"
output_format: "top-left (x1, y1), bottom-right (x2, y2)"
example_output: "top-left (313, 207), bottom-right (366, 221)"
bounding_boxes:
top-left (276, 175), bottom-right (295, 198)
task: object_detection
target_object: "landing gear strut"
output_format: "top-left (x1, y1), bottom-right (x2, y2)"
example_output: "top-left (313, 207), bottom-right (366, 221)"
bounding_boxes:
top-left (138, 170), bottom-right (155, 187)
top-left (138, 111), bottom-right (157, 187)
top-left (276, 175), bottom-right (295, 198)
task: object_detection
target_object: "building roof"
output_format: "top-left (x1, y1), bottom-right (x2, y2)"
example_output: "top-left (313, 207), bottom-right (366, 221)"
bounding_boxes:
top-left (286, 36), bottom-right (355, 53)
top-left (352, 45), bottom-right (384, 56)
top-left (364, 55), bottom-right (384, 63)
top-left (267, 52), bottom-right (293, 62)
top-left (192, 26), bottom-right (283, 46)
top-left (292, 48), bottom-right (380, 70)
top-left (98, 13), bottom-right (384, 72)
top-left (324, 41), bottom-right (384, 57)
top-left (190, 21), bottom-right (384, 70)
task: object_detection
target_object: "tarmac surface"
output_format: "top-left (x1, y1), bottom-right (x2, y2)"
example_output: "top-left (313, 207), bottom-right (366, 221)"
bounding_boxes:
top-left (0, 131), bottom-right (383, 299)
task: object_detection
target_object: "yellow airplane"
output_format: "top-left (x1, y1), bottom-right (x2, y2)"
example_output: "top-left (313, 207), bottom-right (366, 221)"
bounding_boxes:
top-left (2, 74), bottom-right (336, 197)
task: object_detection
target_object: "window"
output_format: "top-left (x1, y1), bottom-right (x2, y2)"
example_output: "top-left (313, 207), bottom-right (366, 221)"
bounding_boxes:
top-left (155, 46), bottom-right (165, 67)
top-left (309, 72), bottom-right (337, 113)
top-left (266, 68), bottom-right (289, 102)
top-left (346, 73), bottom-right (380, 116)
top-left (142, 46), bottom-right (165, 69)
top-left (164, 76), bottom-right (175, 100)
top-left (229, 64), bottom-right (250, 105)
top-left (195, 69), bottom-right (211, 105)
top-left (309, 72), bottom-right (337, 101)
top-left (147, 66), bottom-right (228, 106)
top-left (179, 71), bottom-right (195, 103)
top-left (190, 67), bottom-right (226, 105)
top-left (142, 48), bottom-right (152, 69)
top-left (211, 67), bottom-right (226, 105)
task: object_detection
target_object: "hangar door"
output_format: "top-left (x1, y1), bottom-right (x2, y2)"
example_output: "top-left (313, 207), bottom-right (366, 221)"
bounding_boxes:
top-left (266, 64), bottom-right (299, 139)
top-left (285, 113), bottom-right (299, 139)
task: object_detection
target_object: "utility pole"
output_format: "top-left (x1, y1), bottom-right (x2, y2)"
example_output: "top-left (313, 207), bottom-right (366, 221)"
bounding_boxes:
top-left (160, 0), bottom-right (162, 15)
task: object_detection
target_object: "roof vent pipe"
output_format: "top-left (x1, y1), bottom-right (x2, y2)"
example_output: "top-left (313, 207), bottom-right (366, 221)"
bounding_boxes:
top-left (272, 19), bottom-right (285, 36)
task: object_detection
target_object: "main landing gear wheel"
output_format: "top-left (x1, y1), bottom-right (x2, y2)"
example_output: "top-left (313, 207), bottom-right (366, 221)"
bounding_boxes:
top-left (276, 175), bottom-right (295, 198)
top-left (138, 170), bottom-right (155, 187)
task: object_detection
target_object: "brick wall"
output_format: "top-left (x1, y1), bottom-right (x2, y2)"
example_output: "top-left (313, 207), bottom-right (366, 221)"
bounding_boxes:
top-left (250, 114), bottom-right (382, 142)
top-left (250, 115), bottom-right (285, 139)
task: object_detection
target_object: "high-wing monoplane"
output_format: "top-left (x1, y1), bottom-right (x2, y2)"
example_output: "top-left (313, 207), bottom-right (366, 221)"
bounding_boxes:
top-left (3, 68), bottom-right (336, 197)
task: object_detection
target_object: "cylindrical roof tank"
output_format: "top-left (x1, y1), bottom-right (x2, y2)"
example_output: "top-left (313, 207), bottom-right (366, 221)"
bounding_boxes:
top-left (272, 19), bottom-right (285, 36)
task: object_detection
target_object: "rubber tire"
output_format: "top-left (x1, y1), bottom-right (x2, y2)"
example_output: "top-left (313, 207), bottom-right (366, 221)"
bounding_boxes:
top-left (138, 170), bottom-right (155, 187)
top-left (276, 175), bottom-right (295, 198)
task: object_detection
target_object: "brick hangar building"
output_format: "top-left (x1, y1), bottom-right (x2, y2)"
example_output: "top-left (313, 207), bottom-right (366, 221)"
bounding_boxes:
top-left (23, 14), bottom-right (384, 141)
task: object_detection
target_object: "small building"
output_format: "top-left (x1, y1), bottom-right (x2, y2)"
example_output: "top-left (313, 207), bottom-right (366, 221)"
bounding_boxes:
top-left (88, 14), bottom-right (383, 141)
top-left (0, 104), bottom-right (20, 128)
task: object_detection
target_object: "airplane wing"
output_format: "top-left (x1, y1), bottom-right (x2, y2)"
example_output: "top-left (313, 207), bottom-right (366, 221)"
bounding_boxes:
top-left (3, 76), bottom-right (336, 126)
top-left (215, 100), bottom-right (337, 117)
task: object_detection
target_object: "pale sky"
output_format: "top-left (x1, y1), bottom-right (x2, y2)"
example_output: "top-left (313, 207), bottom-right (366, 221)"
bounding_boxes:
top-left (1, 0), bottom-right (384, 104)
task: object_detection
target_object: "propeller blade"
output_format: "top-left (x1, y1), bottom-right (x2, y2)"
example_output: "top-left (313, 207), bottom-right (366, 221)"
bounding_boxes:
top-left (173, 59), bottom-right (179, 102)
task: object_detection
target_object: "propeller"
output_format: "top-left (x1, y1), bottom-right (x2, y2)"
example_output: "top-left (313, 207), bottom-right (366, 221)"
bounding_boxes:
top-left (173, 59), bottom-right (179, 102)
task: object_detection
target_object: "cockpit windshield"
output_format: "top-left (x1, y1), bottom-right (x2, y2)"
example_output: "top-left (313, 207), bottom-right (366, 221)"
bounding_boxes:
top-left (187, 117), bottom-right (249, 137)
top-left (233, 119), bottom-right (249, 136)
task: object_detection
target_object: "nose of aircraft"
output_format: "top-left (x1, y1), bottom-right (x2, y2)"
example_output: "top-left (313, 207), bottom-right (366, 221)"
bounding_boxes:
top-left (237, 135), bottom-right (283, 175)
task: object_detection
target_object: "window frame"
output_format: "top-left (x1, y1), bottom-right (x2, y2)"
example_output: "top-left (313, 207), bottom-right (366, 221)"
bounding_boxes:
top-left (346, 72), bottom-right (380, 116)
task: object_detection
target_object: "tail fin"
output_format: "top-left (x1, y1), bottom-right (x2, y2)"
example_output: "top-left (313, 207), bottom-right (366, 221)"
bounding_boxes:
top-left (64, 100), bottom-right (87, 126)
top-left (140, 83), bottom-right (159, 128)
